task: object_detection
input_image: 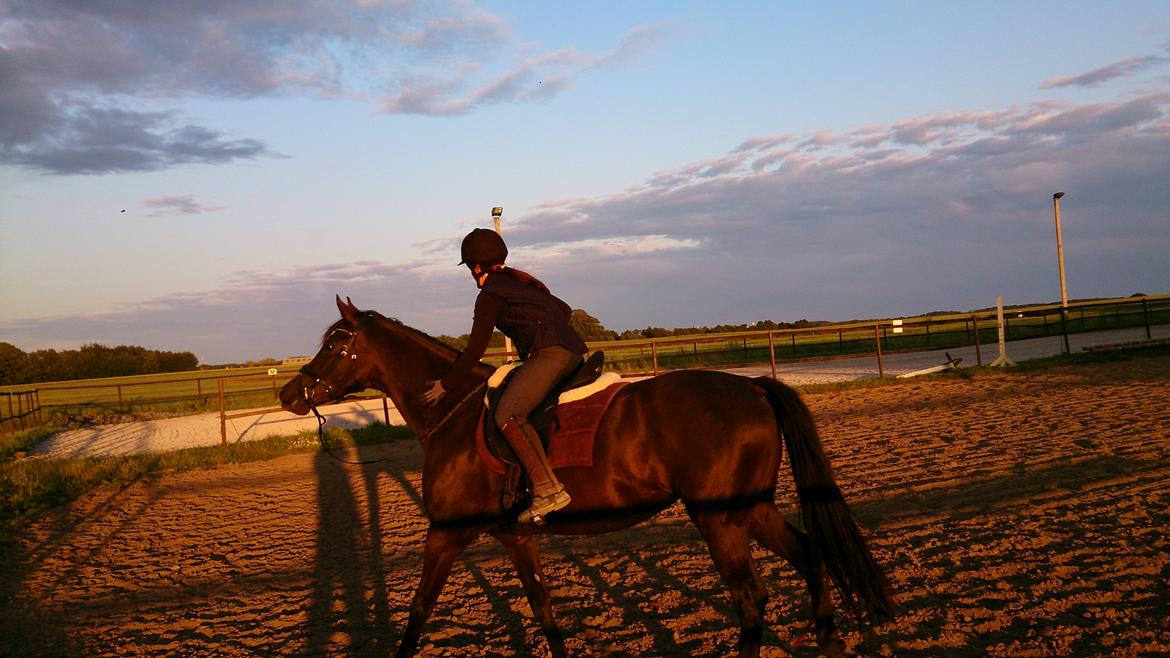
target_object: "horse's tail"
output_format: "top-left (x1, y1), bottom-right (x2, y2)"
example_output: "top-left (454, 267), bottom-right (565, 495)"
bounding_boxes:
top-left (753, 376), bottom-right (895, 623)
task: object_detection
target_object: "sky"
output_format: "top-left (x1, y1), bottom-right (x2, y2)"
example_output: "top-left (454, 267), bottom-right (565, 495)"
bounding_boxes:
top-left (2, 1), bottom-right (1169, 365)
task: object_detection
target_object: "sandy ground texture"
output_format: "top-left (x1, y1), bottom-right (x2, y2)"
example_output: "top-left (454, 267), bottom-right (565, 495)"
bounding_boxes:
top-left (5, 355), bottom-right (1170, 656)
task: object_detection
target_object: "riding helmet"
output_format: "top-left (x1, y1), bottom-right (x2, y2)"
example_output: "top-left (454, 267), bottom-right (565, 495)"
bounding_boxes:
top-left (458, 228), bottom-right (508, 266)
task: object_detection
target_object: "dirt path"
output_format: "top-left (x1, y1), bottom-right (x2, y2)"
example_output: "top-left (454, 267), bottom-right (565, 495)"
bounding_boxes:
top-left (5, 357), bottom-right (1170, 656)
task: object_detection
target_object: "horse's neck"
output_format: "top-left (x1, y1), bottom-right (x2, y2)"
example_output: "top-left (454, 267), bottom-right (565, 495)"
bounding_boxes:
top-left (366, 320), bottom-right (484, 437)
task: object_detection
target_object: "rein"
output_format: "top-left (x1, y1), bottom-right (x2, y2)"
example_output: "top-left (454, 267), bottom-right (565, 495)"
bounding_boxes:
top-left (304, 396), bottom-right (390, 466)
top-left (420, 381), bottom-right (488, 444)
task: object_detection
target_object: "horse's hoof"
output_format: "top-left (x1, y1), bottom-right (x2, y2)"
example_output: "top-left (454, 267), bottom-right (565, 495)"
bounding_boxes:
top-left (818, 634), bottom-right (846, 658)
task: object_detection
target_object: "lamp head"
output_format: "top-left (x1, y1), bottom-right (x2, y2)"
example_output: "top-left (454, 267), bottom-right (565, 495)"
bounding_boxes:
top-left (1053, 192), bottom-right (1065, 200)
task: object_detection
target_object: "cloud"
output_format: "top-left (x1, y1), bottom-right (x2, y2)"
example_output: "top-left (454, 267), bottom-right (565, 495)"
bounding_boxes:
top-left (144, 195), bottom-right (227, 217)
top-left (4, 70), bottom-right (1168, 361)
top-left (377, 24), bottom-right (671, 115)
top-left (1041, 54), bottom-right (1170, 88)
top-left (0, 105), bottom-right (273, 175)
top-left (1, 1), bottom-right (659, 174)
top-left (488, 90), bottom-right (1170, 320)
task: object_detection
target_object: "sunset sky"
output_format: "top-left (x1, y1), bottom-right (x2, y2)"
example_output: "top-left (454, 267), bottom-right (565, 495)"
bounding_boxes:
top-left (2, 1), bottom-right (1169, 364)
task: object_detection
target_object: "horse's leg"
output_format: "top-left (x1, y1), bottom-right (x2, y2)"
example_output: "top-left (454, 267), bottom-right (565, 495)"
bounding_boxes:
top-left (492, 532), bottom-right (567, 658)
top-left (747, 503), bottom-right (844, 657)
top-left (396, 528), bottom-right (476, 658)
top-left (687, 506), bottom-right (768, 658)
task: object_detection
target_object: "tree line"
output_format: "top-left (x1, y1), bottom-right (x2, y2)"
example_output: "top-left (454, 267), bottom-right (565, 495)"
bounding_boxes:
top-left (436, 309), bottom-right (828, 349)
top-left (2, 310), bottom-right (826, 384)
top-left (0, 342), bottom-right (198, 385)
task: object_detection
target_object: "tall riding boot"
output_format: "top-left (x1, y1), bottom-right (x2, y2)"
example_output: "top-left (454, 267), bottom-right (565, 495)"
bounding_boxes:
top-left (499, 416), bottom-right (572, 524)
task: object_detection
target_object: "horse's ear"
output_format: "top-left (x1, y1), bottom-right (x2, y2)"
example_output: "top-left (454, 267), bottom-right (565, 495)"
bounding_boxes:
top-left (336, 294), bottom-right (359, 323)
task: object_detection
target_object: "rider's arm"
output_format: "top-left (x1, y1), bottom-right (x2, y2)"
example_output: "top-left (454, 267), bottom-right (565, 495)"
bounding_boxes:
top-left (440, 291), bottom-right (506, 391)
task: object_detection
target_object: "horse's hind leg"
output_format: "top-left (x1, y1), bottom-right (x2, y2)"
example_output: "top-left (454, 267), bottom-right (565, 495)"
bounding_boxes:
top-left (687, 506), bottom-right (768, 658)
top-left (492, 532), bottom-right (567, 658)
top-left (747, 503), bottom-right (844, 657)
top-left (396, 528), bottom-right (475, 658)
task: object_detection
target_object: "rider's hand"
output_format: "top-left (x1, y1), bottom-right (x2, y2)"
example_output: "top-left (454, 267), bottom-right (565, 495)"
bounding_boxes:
top-left (422, 380), bottom-right (446, 406)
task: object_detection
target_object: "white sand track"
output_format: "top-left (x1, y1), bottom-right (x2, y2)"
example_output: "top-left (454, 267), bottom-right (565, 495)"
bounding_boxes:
top-left (32, 399), bottom-right (404, 459)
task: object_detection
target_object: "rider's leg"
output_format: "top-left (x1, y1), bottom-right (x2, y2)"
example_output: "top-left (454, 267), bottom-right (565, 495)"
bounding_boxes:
top-left (495, 346), bottom-right (582, 524)
top-left (498, 416), bottom-right (573, 524)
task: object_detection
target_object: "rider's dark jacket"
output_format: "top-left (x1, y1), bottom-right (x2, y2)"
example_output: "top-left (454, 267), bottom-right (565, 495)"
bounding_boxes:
top-left (440, 270), bottom-right (586, 391)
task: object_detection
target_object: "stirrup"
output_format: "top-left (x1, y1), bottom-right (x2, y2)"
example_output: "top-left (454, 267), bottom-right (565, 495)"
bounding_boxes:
top-left (519, 489), bottom-right (572, 525)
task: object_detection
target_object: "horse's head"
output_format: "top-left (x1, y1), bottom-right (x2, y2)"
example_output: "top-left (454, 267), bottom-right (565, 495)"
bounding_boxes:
top-left (280, 295), bottom-right (378, 415)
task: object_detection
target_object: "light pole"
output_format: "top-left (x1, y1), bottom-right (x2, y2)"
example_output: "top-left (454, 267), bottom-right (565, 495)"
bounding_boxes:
top-left (1052, 192), bottom-right (1070, 354)
top-left (491, 206), bottom-right (514, 361)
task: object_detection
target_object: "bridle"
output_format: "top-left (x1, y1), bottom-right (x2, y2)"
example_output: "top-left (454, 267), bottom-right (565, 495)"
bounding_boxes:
top-left (300, 326), bottom-right (360, 398)
top-left (299, 323), bottom-right (387, 465)
top-left (297, 316), bottom-right (488, 463)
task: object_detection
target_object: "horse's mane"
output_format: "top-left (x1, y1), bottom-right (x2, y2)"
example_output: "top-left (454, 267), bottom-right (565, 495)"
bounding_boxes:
top-left (324, 309), bottom-right (462, 362)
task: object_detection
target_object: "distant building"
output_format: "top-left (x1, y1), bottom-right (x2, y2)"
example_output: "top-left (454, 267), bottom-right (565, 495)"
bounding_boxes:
top-left (282, 356), bottom-right (311, 365)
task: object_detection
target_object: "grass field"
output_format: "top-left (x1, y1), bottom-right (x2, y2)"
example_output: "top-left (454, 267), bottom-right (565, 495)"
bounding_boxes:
top-left (1, 364), bottom-right (305, 422)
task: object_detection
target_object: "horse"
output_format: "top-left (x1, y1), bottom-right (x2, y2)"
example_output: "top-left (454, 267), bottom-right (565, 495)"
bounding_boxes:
top-left (279, 296), bottom-right (894, 657)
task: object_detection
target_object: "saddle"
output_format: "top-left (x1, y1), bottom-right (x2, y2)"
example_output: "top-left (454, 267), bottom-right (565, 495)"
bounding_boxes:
top-left (484, 350), bottom-right (607, 450)
top-left (481, 351), bottom-right (616, 516)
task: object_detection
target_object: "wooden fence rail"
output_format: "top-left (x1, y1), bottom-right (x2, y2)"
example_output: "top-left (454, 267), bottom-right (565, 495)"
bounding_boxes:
top-left (215, 378), bottom-right (392, 445)
top-left (1, 390), bottom-right (43, 435)
top-left (3, 294), bottom-right (1168, 435)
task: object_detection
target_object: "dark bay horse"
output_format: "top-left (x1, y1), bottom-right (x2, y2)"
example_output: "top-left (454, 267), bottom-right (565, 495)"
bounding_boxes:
top-left (279, 296), bottom-right (893, 657)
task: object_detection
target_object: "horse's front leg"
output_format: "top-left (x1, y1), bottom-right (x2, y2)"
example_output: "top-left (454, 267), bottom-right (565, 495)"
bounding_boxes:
top-left (493, 532), bottom-right (567, 658)
top-left (396, 528), bottom-right (476, 658)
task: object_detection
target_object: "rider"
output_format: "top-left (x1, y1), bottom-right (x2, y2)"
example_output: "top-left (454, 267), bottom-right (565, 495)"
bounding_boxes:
top-left (423, 228), bottom-right (587, 524)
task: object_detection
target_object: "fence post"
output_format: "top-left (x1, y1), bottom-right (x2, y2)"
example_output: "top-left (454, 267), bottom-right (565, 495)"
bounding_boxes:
top-left (382, 397), bottom-right (391, 425)
top-left (1143, 298), bottom-right (1152, 340)
top-left (650, 341), bottom-right (659, 377)
top-left (1059, 306), bottom-right (1071, 354)
top-left (768, 332), bottom-right (777, 380)
top-left (117, 384), bottom-right (124, 408)
top-left (973, 314), bottom-right (983, 366)
top-left (218, 379), bottom-right (227, 446)
top-left (873, 324), bottom-right (884, 378)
